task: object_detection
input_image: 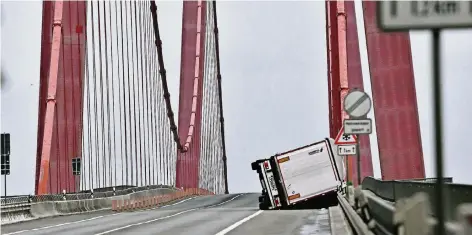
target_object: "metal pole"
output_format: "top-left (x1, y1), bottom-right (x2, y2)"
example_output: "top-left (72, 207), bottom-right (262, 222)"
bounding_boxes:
top-left (345, 157), bottom-right (349, 198)
top-left (356, 134), bottom-right (361, 186)
top-left (432, 29), bottom-right (445, 235)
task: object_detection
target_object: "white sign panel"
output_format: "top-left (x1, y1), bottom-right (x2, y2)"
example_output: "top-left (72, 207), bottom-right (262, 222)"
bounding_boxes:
top-left (343, 90), bottom-right (372, 118)
top-left (338, 145), bottom-right (357, 156)
top-left (344, 119), bottom-right (372, 135)
top-left (378, 1), bottom-right (472, 30)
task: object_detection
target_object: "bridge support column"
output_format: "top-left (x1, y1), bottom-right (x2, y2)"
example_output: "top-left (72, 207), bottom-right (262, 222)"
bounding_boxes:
top-left (36, 1), bottom-right (86, 195)
top-left (176, 0), bottom-right (207, 189)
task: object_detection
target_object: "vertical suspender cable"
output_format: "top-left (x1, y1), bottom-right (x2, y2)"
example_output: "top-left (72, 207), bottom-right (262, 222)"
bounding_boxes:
top-left (121, 1), bottom-right (131, 186)
top-left (107, 0), bottom-right (118, 187)
top-left (97, 1), bottom-right (106, 188)
top-left (131, 2), bottom-right (143, 187)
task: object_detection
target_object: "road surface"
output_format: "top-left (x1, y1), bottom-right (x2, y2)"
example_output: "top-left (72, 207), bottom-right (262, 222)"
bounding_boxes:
top-left (2, 193), bottom-right (343, 235)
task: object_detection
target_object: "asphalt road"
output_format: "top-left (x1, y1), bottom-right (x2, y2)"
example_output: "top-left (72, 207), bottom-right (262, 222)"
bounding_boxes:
top-left (2, 193), bottom-right (336, 235)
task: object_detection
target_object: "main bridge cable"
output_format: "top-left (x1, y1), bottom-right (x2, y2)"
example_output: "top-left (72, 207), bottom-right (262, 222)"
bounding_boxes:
top-left (149, 1), bottom-right (183, 151)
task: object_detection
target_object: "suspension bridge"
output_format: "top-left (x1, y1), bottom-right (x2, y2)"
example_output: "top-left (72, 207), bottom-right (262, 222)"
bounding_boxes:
top-left (1, 1), bottom-right (472, 235)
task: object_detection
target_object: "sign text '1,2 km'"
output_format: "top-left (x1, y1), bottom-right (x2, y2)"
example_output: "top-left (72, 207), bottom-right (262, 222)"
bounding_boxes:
top-left (378, 1), bottom-right (472, 30)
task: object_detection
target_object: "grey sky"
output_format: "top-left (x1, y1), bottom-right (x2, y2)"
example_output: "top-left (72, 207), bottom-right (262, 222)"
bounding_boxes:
top-left (1, 1), bottom-right (471, 196)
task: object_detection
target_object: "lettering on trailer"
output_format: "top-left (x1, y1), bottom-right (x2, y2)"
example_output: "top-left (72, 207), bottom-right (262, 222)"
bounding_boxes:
top-left (268, 175), bottom-right (277, 191)
top-left (338, 145), bottom-right (357, 156)
top-left (308, 147), bottom-right (324, 155)
top-left (343, 119), bottom-right (373, 135)
top-left (286, 184), bottom-right (296, 196)
top-left (379, 1), bottom-right (472, 30)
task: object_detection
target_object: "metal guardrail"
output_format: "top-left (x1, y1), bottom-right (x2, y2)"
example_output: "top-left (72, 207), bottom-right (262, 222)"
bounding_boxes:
top-left (1, 203), bottom-right (32, 215)
top-left (337, 192), bottom-right (374, 235)
top-left (396, 177), bottom-right (454, 183)
top-left (1, 184), bottom-right (176, 206)
top-left (355, 177), bottom-right (472, 235)
top-left (362, 177), bottom-right (472, 220)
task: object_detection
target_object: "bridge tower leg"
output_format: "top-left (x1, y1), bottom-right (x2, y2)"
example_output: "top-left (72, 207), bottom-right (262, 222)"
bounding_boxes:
top-left (326, 0), bottom-right (357, 183)
top-left (36, 1), bottom-right (86, 195)
top-left (361, 2), bottom-right (425, 180)
top-left (176, 0), bottom-right (207, 189)
top-left (326, 1), bottom-right (425, 183)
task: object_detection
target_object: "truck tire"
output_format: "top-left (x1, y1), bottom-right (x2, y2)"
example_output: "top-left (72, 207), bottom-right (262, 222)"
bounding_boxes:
top-left (251, 161), bottom-right (258, 171)
top-left (258, 195), bottom-right (265, 203)
top-left (259, 202), bottom-right (269, 210)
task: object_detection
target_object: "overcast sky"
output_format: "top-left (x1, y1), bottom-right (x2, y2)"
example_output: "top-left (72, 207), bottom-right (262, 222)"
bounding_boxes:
top-left (1, 1), bottom-right (471, 196)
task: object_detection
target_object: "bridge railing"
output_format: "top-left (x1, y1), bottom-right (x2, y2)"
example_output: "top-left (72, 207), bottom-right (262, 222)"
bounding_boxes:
top-left (1, 184), bottom-right (177, 206)
top-left (335, 177), bottom-right (471, 235)
top-left (362, 176), bottom-right (472, 220)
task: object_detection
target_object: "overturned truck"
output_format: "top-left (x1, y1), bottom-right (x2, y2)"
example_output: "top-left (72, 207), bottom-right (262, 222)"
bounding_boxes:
top-left (251, 138), bottom-right (345, 210)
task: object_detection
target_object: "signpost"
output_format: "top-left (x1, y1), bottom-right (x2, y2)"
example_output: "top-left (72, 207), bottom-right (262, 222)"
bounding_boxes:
top-left (334, 127), bottom-right (358, 191)
top-left (1, 133), bottom-right (10, 197)
top-left (377, 2), bottom-right (472, 234)
top-left (342, 89), bottom-right (373, 187)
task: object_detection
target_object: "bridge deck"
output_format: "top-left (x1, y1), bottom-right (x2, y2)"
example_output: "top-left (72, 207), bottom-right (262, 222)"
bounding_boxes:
top-left (1, 194), bottom-right (353, 235)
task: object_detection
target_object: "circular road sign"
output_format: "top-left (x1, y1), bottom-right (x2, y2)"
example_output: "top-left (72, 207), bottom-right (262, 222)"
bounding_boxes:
top-left (343, 90), bottom-right (372, 118)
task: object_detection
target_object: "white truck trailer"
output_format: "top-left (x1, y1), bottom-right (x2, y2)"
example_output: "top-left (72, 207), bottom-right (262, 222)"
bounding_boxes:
top-left (251, 138), bottom-right (345, 210)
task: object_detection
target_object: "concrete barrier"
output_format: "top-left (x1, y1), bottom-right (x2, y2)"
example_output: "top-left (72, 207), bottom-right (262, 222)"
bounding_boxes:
top-left (1, 187), bottom-right (183, 225)
top-left (1, 203), bottom-right (35, 225)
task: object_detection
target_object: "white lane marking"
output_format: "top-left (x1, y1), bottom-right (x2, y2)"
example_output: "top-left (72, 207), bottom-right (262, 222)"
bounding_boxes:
top-left (94, 208), bottom-right (199, 235)
top-left (214, 210), bottom-right (263, 235)
top-left (207, 194), bottom-right (242, 208)
top-left (3, 196), bottom-right (197, 235)
top-left (94, 194), bottom-right (244, 235)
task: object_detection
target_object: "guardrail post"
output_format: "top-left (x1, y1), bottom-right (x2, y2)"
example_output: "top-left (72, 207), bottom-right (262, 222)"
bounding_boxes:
top-left (354, 187), bottom-right (375, 229)
top-left (62, 189), bottom-right (66, 200)
top-left (347, 186), bottom-right (355, 206)
top-left (394, 192), bottom-right (432, 235)
top-left (113, 187), bottom-right (116, 196)
top-left (91, 189), bottom-right (94, 199)
top-left (457, 203), bottom-right (472, 235)
top-left (28, 194), bottom-right (32, 203)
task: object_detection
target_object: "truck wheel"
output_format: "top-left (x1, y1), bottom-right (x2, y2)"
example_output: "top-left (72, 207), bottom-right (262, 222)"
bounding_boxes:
top-left (259, 202), bottom-right (269, 210)
top-left (251, 161), bottom-right (259, 171)
top-left (258, 195), bottom-right (264, 203)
